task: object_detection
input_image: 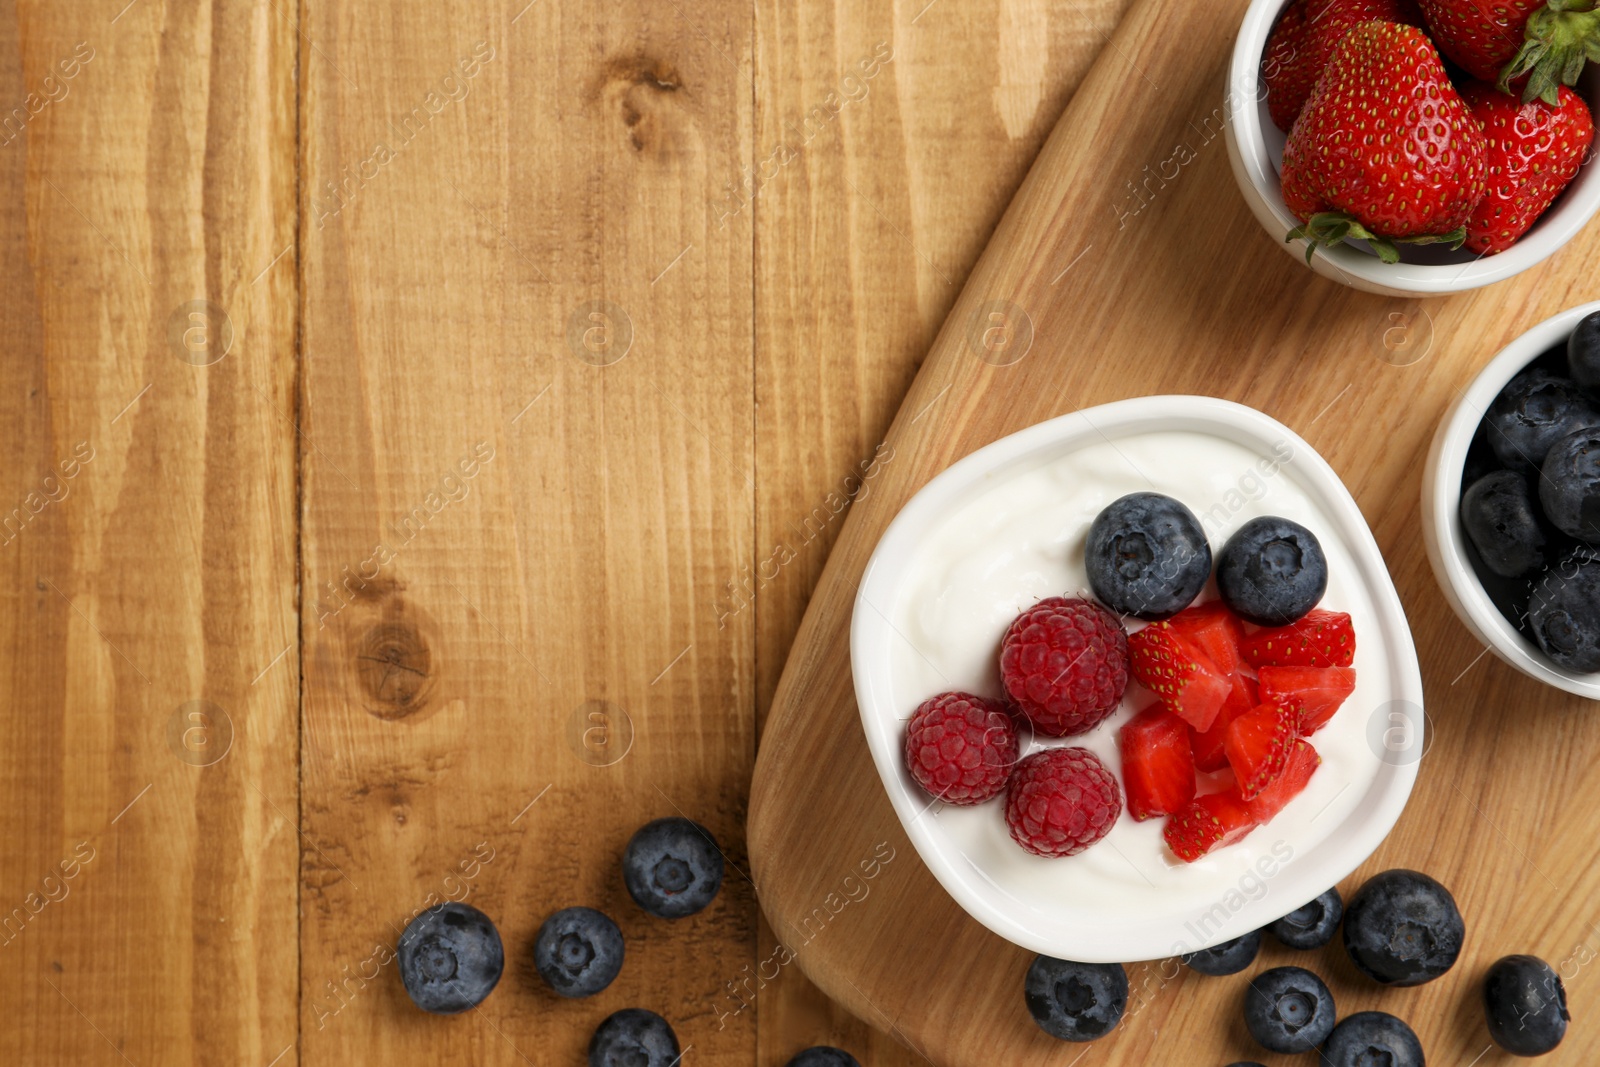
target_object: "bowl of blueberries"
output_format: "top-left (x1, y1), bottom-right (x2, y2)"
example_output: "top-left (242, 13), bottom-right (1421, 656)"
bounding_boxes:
top-left (1423, 302), bottom-right (1600, 696)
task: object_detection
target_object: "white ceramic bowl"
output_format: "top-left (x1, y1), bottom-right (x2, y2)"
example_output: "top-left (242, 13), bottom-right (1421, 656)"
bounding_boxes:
top-left (852, 396), bottom-right (1425, 963)
top-left (1422, 302), bottom-right (1600, 698)
top-left (1226, 0), bottom-right (1600, 298)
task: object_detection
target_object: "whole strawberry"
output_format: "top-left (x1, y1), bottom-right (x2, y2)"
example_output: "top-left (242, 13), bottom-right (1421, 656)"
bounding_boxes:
top-left (1264, 0), bottom-right (1425, 132)
top-left (1282, 21), bottom-right (1489, 263)
top-left (1462, 81), bottom-right (1595, 252)
top-left (1419, 0), bottom-right (1600, 103)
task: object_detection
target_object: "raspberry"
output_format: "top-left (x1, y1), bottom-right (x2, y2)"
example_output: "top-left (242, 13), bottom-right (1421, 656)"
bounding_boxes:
top-left (1004, 748), bottom-right (1122, 857)
top-left (1000, 597), bottom-right (1129, 737)
top-left (903, 692), bottom-right (1019, 804)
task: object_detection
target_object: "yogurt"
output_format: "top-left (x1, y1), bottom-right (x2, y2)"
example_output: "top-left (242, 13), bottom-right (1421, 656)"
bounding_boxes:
top-left (885, 430), bottom-right (1390, 953)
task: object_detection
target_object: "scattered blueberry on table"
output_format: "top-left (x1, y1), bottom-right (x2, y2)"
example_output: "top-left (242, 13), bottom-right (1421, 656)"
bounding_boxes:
top-left (622, 816), bottom-right (725, 919)
top-left (1242, 966), bottom-right (1336, 1054)
top-left (1484, 954), bottom-right (1568, 1056)
top-left (533, 906), bottom-right (625, 998)
top-left (1181, 929), bottom-right (1261, 977)
top-left (396, 901), bottom-right (505, 1014)
top-left (1085, 492), bottom-right (1211, 620)
top-left (1024, 956), bottom-right (1128, 1042)
top-left (1319, 1011), bottom-right (1424, 1067)
top-left (1342, 869), bottom-right (1464, 986)
top-left (1269, 887), bottom-right (1342, 950)
top-left (588, 1008), bottom-right (680, 1067)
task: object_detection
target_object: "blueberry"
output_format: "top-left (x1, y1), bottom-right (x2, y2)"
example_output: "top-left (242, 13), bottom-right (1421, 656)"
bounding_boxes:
top-left (1539, 428), bottom-right (1600, 541)
top-left (1568, 310), bottom-right (1600, 392)
top-left (1270, 888), bottom-right (1343, 950)
top-left (396, 901), bottom-right (504, 1014)
top-left (533, 906), bottom-right (624, 998)
top-left (589, 1009), bottom-right (680, 1067)
top-left (1216, 516), bottom-right (1328, 626)
top-left (1485, 370), bottom-right (1600, 472)
top-left (785, 1048), bottom-right (861, 1067)
top-left (1024, 956), bottom-right (1128, 1042)
top-left (1242, 966), bottom-right (1336, 1054)
top-left (622, 817), bottom-right (725, 919)
top-left (1319, 1011), bottom-right (1424, 1067)
top-left (1484, 954), bottom-right (1568, 1056)
top-left (1342, 869), bottom-right (1463, 986)
top-left (1528, 553), bottom-right (1600, 671)
top-left (1181, 929), bottom-right (1262, 976)
top-left (1085, 492), bottom-right (1211, 620)
top-left (1461, 470), bottom-right (1548, 577)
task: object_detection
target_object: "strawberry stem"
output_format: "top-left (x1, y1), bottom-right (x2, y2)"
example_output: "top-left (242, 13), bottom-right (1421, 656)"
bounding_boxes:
top-left (1286, 216), bottom-right (1468, 265)
top-left (1498, 1), bottom-right (1600, 105)
top-left (1286, 213), bottom-right (1398, 264)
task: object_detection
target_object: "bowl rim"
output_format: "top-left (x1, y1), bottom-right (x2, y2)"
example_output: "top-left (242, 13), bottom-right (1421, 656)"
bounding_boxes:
top-left (1421, 301), bottom-right (1600, 698)
top-left (1228, 0), bottom-right (1600, 296)
top-left (851, 395), bottom-right (1426, 962)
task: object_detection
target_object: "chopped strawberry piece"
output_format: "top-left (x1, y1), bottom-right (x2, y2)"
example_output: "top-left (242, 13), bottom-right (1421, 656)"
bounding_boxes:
top-left (1128, 623), bottom-right (1231, 732)
top-left (1164, 792), bottom-right (1257, 863)
top-left (1259, 665), bottom-right (1358, 734)
top-left (1191, 672), bottom-right (1258, 772)
top-left (1240, 609), bottom-right (1355, 669)
top-left (1224, 704), bottom-right (1298, 800)
top-left (1167, 602), bottom-right (1245, 675)
top-left (1246, 740), bottom-right (1320, 822)
top-left (1118, 705), bottom-right (1197, 821)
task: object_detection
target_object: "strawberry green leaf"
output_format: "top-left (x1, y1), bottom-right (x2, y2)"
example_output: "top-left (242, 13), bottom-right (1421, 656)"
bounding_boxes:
top-left (1395, 227), bottom-right (1468, 252)
top-left (1287, 213), bottom-right (1412, 265)
top-left (1500, 4), bottom-right (1600, 105)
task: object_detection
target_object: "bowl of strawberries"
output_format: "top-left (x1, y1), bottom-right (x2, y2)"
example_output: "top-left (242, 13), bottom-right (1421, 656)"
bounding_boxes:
top-left (1226, 0), bottom-right (1600, 297)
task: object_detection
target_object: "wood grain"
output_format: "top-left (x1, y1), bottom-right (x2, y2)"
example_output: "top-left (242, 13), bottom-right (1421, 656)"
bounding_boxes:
top-left (748, 2), bottom-right (1600, 1065)
top-left (749, 1), bottom-right (1131, 1062)
top-left (0, 1), bottom-right (299, 1064)
top-left (298, 1), bottom-right (758, 1063)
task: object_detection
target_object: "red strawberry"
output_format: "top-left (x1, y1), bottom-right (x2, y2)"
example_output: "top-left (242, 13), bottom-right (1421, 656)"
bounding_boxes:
top-left (1246, 740), bottom-right (1322, 821)
top-left (1164, 792), bottom-right (1258, 862)
top-left (1224, 704), bottom-right (1299, 799)
top-left (1461, 81), bottom-right (1595, 254)
top-left (1419, 0), bottom-right (1600, 103)
top-left (1259, 665), bottom-right (1358, 733)
top-left (1264, 0), bottom-right (1426, 131)
top-left (1191, 672), bottom-right (1259, 772)
top-left (1119, 705), bottom-right (1198, 820)
top-left (1128, 623), bottom-right (1232, 732)
top-left (1282, 22), bottom-right (1488, 263)
top-left (1167, 602), bottom-right (1246, 675)
top-left (1241, 609), bottom-right (1356, 668)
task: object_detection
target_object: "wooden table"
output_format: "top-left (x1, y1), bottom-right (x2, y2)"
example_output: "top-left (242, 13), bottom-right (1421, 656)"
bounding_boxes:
top-left (0, 0), bottom-right (1126, 1063)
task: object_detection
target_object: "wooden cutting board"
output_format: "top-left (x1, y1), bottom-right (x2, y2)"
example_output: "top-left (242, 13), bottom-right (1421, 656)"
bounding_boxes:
top-left (747, 1), bottom-right (1600, 1064)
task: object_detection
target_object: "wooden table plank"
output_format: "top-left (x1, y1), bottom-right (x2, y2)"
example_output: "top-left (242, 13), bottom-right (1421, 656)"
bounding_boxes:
top-left (0, 1), bottom-right (299, 1064)
top-left (748, 1), bottom-right (1600, 1064)
top-left (750, 1), bottom-right (1130, 1062)
top-left (298, 1), bottom-right (755, 1063)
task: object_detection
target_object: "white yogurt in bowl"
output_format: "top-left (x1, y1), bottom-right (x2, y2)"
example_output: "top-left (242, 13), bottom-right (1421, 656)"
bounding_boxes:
top-left (852, 396), bottom-right (1424, 963)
